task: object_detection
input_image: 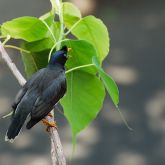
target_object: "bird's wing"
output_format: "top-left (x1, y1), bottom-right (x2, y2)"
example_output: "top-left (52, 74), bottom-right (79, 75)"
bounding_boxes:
top-left (11, 69), bottom-right (46, 109)
top-left (27, 68), bottom-right (46, 86)
top-left (31, 73), bottom-right (66, 120)
top-left (11, 83), bottom-right (29, 116)
top-left (11, 68), bottom-right (47, 116)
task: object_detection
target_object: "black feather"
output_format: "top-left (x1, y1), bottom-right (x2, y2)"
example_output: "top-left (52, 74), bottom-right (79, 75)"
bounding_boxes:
top-left (6, 46), bottom-right (68, 141)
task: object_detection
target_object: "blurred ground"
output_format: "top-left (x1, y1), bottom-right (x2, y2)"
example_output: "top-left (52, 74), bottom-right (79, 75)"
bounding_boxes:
top-left (0, 0), bottom-right (165, 165)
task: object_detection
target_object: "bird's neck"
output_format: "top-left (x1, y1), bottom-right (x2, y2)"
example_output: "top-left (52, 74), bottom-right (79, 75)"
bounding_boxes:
top-left (48, 63), bottom-right (65, 70)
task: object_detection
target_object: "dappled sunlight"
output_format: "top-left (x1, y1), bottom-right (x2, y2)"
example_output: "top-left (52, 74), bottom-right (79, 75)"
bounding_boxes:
top-left (106, 65), bottom-right (139, 85)
top-left (113, 151), bottom-right (147, 165)
top-left (21, 156), bottom-right (50, 165)
top-left (145, 90), bottom-right (165, 132)
top-left (0, 154), bottom-right (50, 165)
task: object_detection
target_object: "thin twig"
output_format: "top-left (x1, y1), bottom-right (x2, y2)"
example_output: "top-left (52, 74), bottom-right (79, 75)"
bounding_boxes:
top-left (0, 41), bottom-right (26, 86)
top-left (0, 41), bottom-right (66, 165)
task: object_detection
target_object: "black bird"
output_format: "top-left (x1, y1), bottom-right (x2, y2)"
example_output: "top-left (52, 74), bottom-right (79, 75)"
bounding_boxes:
top-left (5, 46), bottom-right (69, 142)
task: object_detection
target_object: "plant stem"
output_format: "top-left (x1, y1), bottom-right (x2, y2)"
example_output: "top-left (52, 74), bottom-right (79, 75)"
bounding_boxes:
top-left (65, 19), bottom-right (82, 36)
top-left (2, 35), bottom-right (11, 45)
top-left (117, 107), bottom-right (133, 131)
top-left (50, 0), bottom-right (57, 14)
top-left (4, 45), bottom-right (30, 53)
top-left (49, 0), bottom-right (64, 61)
top-left (48, 39), bottom-right (69, 61)
top-left (41, 20), bottom-right (57, 43)
top-left (65, 64), bottom-right (95, 74)
top-left (56, 0), bottom-right (64, 50)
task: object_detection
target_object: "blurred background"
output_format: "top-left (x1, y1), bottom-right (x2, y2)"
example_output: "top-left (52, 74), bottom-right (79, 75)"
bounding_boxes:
top-left (0, 0), bottom-right (165, 165)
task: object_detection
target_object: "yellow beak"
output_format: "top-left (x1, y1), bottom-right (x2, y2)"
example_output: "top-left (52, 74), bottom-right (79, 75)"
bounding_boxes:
top-left (67, 47), bottom-right (72, 52)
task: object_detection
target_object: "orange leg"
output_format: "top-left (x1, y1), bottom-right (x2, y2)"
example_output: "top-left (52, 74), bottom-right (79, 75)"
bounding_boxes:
top-left (42, 118), bottom-right (57, 128)
top-left (41, 113), bottom-right (57, 131)
top-left (47, 112), bottom-right (53, 118)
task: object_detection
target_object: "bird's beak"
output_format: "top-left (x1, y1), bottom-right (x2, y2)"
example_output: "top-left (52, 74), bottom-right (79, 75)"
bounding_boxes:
top-left (67, 47), bottom-right (72, 52)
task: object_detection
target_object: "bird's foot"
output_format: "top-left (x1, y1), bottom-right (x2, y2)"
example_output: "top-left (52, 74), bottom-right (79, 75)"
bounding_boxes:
top-left (47, 112), bottom-right (53, 118)
top-left (42, 116), bottom-right (57, 132)
top-left (42, 118), bottom-right (57, 127)
top-left (42, 119), bottom-right (57, 132)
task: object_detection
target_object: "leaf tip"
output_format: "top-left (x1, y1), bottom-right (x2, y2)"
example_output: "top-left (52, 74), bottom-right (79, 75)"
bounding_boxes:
top-left (117, 107), bottom-right (134, 131)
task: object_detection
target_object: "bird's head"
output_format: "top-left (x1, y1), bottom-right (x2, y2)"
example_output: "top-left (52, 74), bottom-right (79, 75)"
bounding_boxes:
top-left (48, 46), bottom-right (70, 66)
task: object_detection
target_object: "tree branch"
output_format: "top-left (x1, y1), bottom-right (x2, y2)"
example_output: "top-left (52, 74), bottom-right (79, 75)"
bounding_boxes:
top-left (0, 41), bottom-right (66, 165)
top-left (0, 41), bottom-right (26, 86)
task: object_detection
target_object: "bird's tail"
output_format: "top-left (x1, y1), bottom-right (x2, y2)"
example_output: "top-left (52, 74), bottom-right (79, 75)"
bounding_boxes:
top-left (26, 119), bottom-right (38, 129)
top-left (5, 113), bottom-right (28, 142)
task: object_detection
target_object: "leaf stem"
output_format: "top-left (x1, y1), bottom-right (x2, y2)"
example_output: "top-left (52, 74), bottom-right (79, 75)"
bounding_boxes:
top-left (2, 35), bottom-right (11, 45)
top-left (48, 39), bottom-right (69, 61)
top-left (116, 107), bottom-right (133, 131)
top-left (0, 36), bottom-right (6, 39)
top-left (56, 0), bottom-right (64, 50)
top-left (65, 19), bottom-right (82, 36)
top-left (65, 64), bottom-right (95, 74)
top-left (41, 19), bottom-right (57, 43)
top-left (4, 45), bottom-right (30, 53)
top-left (50, 0), bottom-right (56, 14)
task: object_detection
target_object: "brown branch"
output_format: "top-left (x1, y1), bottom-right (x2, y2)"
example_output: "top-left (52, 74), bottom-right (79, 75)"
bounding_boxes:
top-left (47, 113), bottom-right (66, 165)
top-left (0, 41), bottom-right (26, 86)
top-left (0, 41), bottom-right (66, 165)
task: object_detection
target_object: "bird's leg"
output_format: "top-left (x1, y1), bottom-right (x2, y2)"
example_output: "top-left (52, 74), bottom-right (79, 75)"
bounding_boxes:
top-left (47, 112), bottom-right (53, 118)
top-left (41, 113), bottom-right (57, 131)
top-left (42, 119), bottom-right (57, 128)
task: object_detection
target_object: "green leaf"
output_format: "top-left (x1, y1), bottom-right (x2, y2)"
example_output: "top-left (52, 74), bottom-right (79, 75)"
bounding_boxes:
top-left (69, 16), bottom-right (109, 63)
top-left (21, 51), bottom-right (38, 78)
top-left (51, 22), bottom-right (60, 41)
top-left (23, 38), bottom-right (54, 52)
top-left (40, 11), bottom-right (54, 26)
top-left (92, 56), bottom-right (119, 106)
top-left (40, 13), bottom-right (60, 41)
top-left (0, 25), bottom-right (2, 36)
top-left (61, 39), bottom-right (97, 74)
top-left (1, 16), bottom-right (48, 42)
top-left (60, 71), bottom-right (105, 138)
top-left (21, 46), bottom-right (49, 78)
top-left (63, 2), bottom-right (81, 27)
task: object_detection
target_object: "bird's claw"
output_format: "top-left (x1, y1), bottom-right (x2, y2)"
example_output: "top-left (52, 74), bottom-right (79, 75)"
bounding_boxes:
top-left (41, 118), bottom-right (57, 132)
top-left (47, 112), bottom-right (53, 118)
